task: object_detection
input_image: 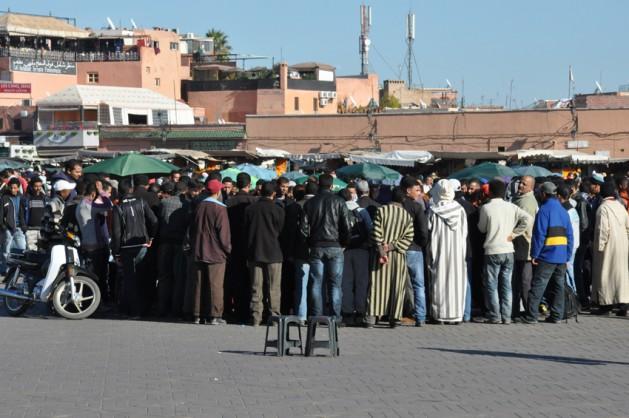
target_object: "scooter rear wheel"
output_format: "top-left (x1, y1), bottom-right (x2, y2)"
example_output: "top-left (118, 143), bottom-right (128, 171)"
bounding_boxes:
top-left (2, 267), bottom-right (32, 317)
top-left (52, 274), bottom-right (101, 320)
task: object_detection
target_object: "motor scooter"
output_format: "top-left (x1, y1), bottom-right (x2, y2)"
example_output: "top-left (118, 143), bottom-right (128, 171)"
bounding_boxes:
top-left (0, 231), bottom-right (101, 319)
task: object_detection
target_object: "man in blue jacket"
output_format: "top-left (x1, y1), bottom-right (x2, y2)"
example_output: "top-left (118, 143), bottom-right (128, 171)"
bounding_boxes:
top-left (522, 182), bottom-right (574, 324)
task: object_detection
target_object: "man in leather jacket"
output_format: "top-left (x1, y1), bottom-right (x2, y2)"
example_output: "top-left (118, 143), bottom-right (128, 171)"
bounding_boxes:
top-left (301, 174), bottom-right (352, 320)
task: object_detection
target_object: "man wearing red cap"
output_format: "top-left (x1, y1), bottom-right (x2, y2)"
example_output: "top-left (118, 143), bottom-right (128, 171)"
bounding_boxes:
top-left (188, 179), bottom-right (232, 325)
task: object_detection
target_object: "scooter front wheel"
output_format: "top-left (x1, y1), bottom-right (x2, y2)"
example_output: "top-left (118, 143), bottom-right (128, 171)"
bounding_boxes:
top-left (2, 267), bottom-right (32, 316)
top-left (52, 274), bottom-right (101, 319)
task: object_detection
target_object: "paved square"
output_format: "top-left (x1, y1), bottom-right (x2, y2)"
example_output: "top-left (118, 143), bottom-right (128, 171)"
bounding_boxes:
top-left (1, 305), bottom-right (628, 418)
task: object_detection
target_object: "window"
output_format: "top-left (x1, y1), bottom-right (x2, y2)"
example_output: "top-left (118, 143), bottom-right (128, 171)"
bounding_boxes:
top-left (0, 118), bottom-right (4, 130)
top-left (170, 42), bottom-right (178, 50)
top-left (22, 99), bottom-right (32, 106)
top-left (146, 66), bottom-right (151, 74)
top-left (87, 72), bottom-right (99, 84)
top-left (313, 98), bottom-right (318, 112)
top-left (155, 78), bottom-right (161, 86)
top-left (13, 118), bottom-right (22, 130)
top-left (294, 97), bottom-right (299, 111)
top-left (128, 114), bottom-right (148, 125)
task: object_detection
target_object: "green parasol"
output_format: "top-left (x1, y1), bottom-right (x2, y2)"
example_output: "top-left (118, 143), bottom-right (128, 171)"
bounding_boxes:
top-left (336, 163), bottom-right (401, 182)
top-left (83, 153), bottom-right (179, 176)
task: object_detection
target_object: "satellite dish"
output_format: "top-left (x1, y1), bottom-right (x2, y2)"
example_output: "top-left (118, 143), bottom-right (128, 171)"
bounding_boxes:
top-left (106, 17), bottom-right (116, 30)
top-left (130, 19), bottom-right (138, 29)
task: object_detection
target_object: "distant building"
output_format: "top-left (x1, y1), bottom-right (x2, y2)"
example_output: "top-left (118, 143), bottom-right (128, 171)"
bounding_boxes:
top-left (574, 91), bottom-right (629, 109)
top-left (381, 80), bottom-right (458, 109)
top-left (183, 62), bottom-right (341, 123)
top-left (33, 85), bottom-right (194, 149)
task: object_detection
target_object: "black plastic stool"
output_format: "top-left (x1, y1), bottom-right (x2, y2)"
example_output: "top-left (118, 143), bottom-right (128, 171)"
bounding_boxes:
top-left (264, 315), bottom-right (304, 356)
top-left (305, 316), bottom-right (339, 357)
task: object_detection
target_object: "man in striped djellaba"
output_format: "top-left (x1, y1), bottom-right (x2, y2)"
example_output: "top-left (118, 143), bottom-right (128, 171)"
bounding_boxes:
top-left (365, 188), bottom-right (415, 328)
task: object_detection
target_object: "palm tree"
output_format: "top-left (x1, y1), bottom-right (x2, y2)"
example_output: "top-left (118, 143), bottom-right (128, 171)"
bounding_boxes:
top-left (205, 28), bottom-right (232, 60)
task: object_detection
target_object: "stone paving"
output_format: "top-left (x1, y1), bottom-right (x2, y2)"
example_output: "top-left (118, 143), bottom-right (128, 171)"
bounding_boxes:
top-left (0, 305), bottom-right (628, 418)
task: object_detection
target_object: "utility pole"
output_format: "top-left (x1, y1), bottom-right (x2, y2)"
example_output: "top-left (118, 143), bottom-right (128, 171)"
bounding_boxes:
top-left (359, 4), bottom-right (372, 76)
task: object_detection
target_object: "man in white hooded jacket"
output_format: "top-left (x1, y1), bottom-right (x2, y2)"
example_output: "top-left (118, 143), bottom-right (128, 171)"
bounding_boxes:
top-left (428, 179), bottom-right (468, 323)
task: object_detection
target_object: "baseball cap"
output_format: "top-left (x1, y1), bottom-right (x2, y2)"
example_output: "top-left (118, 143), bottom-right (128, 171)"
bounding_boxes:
top-left (541, 181), bottom-right (557, 195)
top-left (448, 179), bottom-right (462, 192)
top-left (356, 180), bottom-right (369, 193)
top-left (53, 179), bottom-right (76, 192)
top-left (206, 179), bottom-right (224, 194)
top-left (591, 172), bottom-right (605, 185)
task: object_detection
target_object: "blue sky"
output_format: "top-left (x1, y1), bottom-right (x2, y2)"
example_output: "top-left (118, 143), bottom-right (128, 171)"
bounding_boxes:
top-left (8, 0), bottom-right (628, 106)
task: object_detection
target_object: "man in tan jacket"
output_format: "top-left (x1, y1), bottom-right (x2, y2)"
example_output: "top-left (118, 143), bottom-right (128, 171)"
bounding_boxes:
top-left (511, 176), bottom-right (538, 319)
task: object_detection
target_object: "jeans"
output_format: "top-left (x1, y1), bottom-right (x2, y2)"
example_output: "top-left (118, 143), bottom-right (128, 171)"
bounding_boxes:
top-left (0, 229), bottom-right (26, 274)
top-left (566, 250), bottom-right (577, 293)
top-left (512, 260), bottom-right (533, 318)
top-left (309, 247), bottom-right (344, 319)
top-left (294, 259), bottom-right (310, 320)
top-left (406, 250), bottom-right (426, 321)
top-left (483, 253), bottom-right (514, 322)
top-left (526, 261), bottom-right (566, 321)
top-left (464, 259), bottom-right (473, 321)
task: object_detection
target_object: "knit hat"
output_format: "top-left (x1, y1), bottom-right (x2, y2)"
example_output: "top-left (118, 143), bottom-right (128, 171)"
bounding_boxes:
top-left (437, 179), bottom-right (455, 202)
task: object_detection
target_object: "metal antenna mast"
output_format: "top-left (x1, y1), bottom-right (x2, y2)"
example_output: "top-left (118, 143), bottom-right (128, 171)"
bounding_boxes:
top-left (359, 4), bottom-right (372, 76)
top-left (406, 12), bottom-right (415, 88)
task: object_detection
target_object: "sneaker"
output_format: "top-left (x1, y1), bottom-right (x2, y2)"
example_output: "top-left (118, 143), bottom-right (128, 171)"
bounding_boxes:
top-left (415, 320), bottom-right (426, 327)
top-left (192, 317), bottom-right (201, 325)
top-left (484, 318), bottom-right (501, 324)
top-left (616, 310), bottom-right (628, 317)
top-left (209, 317), bottom-right (226, 325)
top-left (502, 319), bottom-right (512, 325)
top-left (520, 316), bottom-right (538, 324)
top-left (544, 317), bottom-right (561, 324)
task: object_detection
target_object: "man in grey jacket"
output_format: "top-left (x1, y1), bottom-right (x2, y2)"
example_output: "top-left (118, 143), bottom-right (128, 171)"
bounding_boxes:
top-left (478, 179), bottom-right (533, 324)
top-left (511, 175), bottom-right (538, 319)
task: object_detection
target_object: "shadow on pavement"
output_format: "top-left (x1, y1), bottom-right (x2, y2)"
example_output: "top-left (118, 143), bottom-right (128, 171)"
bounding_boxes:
top-left (420, 347), bottom-right (629, 366)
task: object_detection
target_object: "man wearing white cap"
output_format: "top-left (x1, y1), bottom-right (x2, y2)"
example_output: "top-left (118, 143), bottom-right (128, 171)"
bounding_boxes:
top-left (40, 180), bottom-right (76, 248)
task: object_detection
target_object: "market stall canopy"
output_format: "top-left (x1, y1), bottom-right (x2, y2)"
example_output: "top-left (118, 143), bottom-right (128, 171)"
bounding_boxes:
top-left (508, 150), bottom-right (609, 164)
top-left (144, 148), bottom-right (221, 162)
top-left (255, 148), bottom-right (291, 158)
top-left (348, 150), bottom-right (433, 167)
top-left (295, 174), bottom-right (347, 192)
top-left (83, 153), bottom-right (178, 177)
top-left (511, 165), bottom-right (553, 177)
top-left (0, 13), bottom-right (91, 38)
top-left (219, 167), bottom-right (259, 185)
top-left (449, 162), bottom-right (517, 180)
top-left (336, 163), bottom-right (401, 182)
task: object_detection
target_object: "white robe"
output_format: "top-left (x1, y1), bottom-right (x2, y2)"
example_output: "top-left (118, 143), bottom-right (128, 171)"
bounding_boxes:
top-left (428, 200), bottom-right (468, 322)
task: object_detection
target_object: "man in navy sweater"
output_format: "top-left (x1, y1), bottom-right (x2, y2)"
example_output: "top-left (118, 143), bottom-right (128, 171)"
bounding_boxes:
top-left (522, 182), bottom-right (574, 324)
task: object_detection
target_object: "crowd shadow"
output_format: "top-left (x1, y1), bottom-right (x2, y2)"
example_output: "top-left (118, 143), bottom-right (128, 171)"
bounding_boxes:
top-left (420, 347), bottom-right (629, 366)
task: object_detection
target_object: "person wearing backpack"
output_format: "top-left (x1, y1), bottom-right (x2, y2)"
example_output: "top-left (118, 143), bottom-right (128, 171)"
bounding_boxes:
top-left (340, 187), bottom-right (373, 326)
top-left (111, 179), bottom-right (158, 319)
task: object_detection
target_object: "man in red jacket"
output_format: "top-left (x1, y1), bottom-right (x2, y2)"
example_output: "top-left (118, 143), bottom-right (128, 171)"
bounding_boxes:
top-left (189, 179), bottom-right (232, 325)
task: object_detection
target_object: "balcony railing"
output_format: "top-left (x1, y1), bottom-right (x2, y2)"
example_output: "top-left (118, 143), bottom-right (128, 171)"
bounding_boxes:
top-left (37, 121), bottom-right (99, 131)
top-left (0, 47), bottom-right (140, 62)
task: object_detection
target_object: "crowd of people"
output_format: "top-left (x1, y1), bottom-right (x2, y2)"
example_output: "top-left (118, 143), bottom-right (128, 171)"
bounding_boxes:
top-left (1, 159), bottom-right (628, 326)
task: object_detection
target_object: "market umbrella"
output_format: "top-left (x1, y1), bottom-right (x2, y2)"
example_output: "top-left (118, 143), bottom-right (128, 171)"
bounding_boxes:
top-left (511, 165), bottom-right (553, 178)
top-left (234, 163), bottom-right (276, 181)
top-left (336, 163), bottom-right (401, 182)
top-left (219, 167), bottom-right (259, 185)
top-left (281, 170), bottom-right (306, 180)
top-left (449, 162), bottom-right (517, 180)
top-left (83, 153), bottom-right (179, 176)
top-left (295, 174), bottom-right (347, 191)
top-left (0, 159), bottom-right (27, 171)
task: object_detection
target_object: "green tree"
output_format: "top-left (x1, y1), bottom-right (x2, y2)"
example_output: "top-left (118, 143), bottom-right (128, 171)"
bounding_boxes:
top-left (380, 94), bottom-right (401, 109)
top-left (205, 28), bottom-right (232, 59)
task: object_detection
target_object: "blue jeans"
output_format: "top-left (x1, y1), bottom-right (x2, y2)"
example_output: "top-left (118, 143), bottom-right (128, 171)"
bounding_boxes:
top-left (294, 259), bottom-right (310, 321)
top-left (406, 250), bottom-right (426, 321)
top-left (526, 260), bottom-right (566, 321)
top-left (308, 247), bottom-right (344, 319)
top-left (464, 259), bottom-right (473, 321)
top-left (566, 250), bottom-right (577, 293)
top-left (483, 253), bottom-right (514, 322)
top-left (0, 229), bottom-right (26, 274)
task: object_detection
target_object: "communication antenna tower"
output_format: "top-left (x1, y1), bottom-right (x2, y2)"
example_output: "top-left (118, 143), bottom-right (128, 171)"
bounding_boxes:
top-left (359, 4), bottom-right (372, 76)
top-left (406, 12), bottom-right (415, 88)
